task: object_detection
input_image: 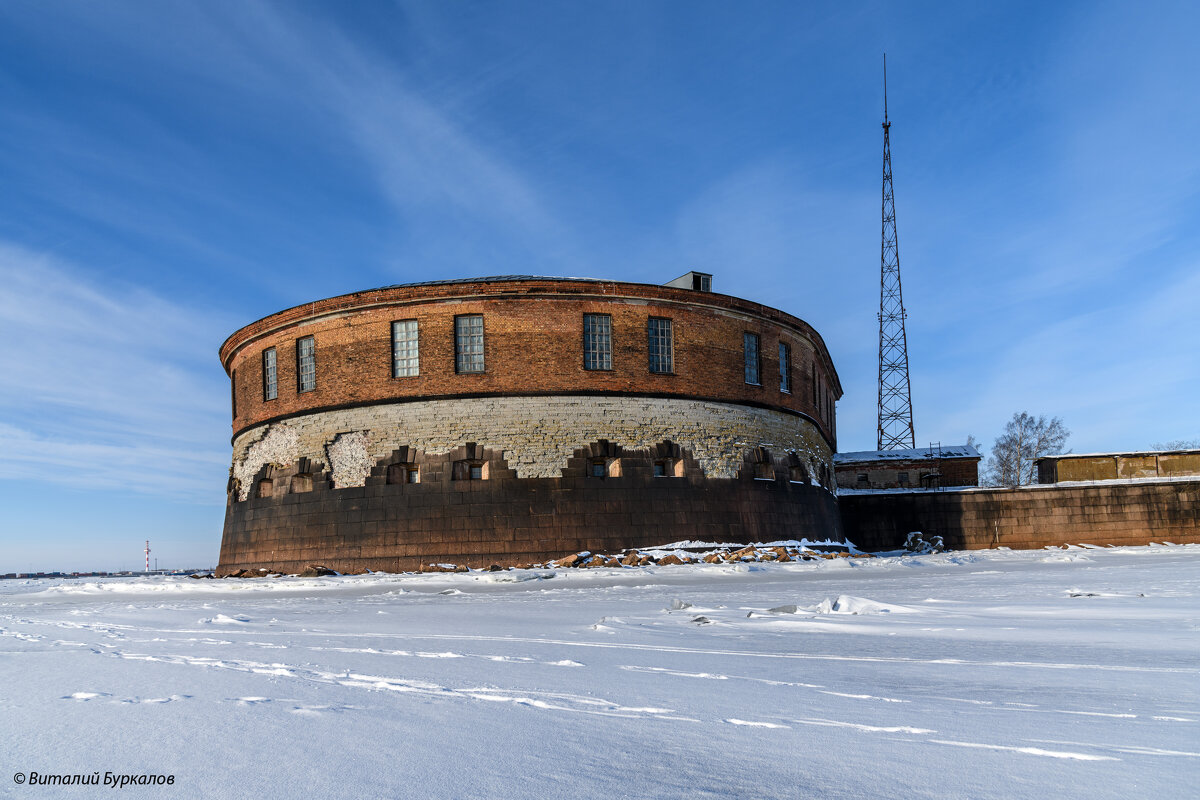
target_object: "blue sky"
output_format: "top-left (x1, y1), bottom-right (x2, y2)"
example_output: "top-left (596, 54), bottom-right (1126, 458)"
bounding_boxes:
top-left (1, 1), bottom-right (1197, 571)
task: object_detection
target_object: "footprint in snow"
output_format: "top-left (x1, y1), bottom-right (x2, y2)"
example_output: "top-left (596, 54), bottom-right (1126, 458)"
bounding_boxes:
top-left (289, 703), bottom-right (357, 716)
top-left (121, 694), bottom-right (193, 704)
top-left (64, 691), bottom-right (111, 701)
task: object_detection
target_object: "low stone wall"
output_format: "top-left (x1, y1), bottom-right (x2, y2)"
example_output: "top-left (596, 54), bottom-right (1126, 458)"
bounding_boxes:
top-left (218, 472), bottom-right (842, 575)
top-left (839, 480), bottom-right (1200, 551)
top-left (1038, 452), bottom-right (1200, 482)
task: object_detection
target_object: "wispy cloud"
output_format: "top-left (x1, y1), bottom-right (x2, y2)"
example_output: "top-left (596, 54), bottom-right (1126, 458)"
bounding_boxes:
top-left (230, 1), bottom-right (565, 245)
top-left (10, 0), bottom-right (576, 277)
top-left (0, 242), bottom-right (232, 500)
top-left (920, 261), bottom-right (1200, 452)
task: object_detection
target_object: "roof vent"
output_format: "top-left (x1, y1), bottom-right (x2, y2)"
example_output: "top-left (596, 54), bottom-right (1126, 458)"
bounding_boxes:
top-left (664, 271), bottom-right (712, 292)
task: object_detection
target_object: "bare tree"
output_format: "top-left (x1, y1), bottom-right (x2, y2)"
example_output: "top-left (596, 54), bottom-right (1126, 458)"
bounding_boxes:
top-left (1151, 439), bottom-right (1200, 450)
top-left (985, 413), bottom-right (1070, 487)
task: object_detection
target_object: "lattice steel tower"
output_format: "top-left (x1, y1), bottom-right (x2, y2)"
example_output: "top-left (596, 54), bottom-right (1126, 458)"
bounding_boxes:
top-left (876, 55), bottom-right (916, 450)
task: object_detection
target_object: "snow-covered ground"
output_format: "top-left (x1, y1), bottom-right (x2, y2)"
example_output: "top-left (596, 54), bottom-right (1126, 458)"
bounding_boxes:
top-left (3, 545), bottom-right (1198, 799)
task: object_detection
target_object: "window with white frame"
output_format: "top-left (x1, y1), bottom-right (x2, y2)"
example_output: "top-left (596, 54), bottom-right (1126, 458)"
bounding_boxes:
top-left (454, 315), bottom-right (484, 373)
top-left (387, 464), bottom-right (419, 484)
top-left (583, 314), bottom-right (612, 371)
top-left (262, 347), bottom-right (277, 400)
top-left (647, 318), bottom-right (673, 374)
top-left (744, 332), bottom-right (761, 385)
top-left (297, 336), bottom-right (316, 392)
top-left (778, 342), bottom-right (791, 393)
top-left (451, 460), bottom-right (487, 480)
top-left (392, 320), bottom-right (419, 377)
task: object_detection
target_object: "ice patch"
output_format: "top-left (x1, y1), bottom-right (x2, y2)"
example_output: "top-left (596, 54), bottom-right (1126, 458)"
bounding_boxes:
top-left (820, 691), bottom-right (907, 703)
top-left (415, 651), bottom-right (464, 659)
top-left (1065, 588), bottom-right (1145, 599)
top-left (791, 717), bottom-right (934, 735)
top-left (929, 739), bottom-right (1118, 761)
top-left (813, 596), bottom-right (919, 615)
top-left (620, 665), bottom-right (729, 680)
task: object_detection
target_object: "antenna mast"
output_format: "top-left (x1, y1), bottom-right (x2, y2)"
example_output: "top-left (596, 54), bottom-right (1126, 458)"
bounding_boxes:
top-left (876, 54), bottom-right (916, 450)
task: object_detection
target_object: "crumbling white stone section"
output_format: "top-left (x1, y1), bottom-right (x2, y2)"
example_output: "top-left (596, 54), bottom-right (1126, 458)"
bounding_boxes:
top-left (325, 431), bottom-right (373, 489)
top-left (234, 425), bottom-right (299, 500)
top-left (230, 396), bottom-right (834, 489)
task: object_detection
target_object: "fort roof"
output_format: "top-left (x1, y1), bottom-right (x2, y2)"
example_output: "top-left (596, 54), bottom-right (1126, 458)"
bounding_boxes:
top-left (834, 444), bottom-right (981, 464)
top-left (1035, 448), bottom-right (1200, 463)
top-left (374, 275), bottom-right (606, 290)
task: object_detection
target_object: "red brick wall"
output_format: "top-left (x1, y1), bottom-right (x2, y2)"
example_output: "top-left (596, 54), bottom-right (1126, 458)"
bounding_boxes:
top-left (221, 279), bottom-right (842, 447)
top-left (840, 481), bottom-right (1200, 551)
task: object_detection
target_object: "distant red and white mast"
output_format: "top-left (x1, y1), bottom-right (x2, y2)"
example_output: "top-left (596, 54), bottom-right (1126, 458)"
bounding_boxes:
top-left (144, 540), bottom-right (151, 573)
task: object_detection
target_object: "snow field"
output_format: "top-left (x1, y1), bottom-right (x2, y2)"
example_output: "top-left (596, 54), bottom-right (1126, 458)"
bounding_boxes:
top-left (2, 544), bottom-right (1198, 799)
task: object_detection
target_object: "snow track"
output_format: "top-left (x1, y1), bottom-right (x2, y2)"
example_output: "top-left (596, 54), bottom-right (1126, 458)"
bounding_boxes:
top-left (2, 544), bottom-right (1198, 799)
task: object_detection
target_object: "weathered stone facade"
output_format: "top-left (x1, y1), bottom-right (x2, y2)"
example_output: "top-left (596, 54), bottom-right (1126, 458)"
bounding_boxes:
top-left (1036, 450), bottom-right (1200, 483)
top-left (218, 276), bottom-right (844, 574)
top-left (219, 451), bottom-right (842, 575)
top-left (834, 445), bottom-right (981, 490)
top-left (231, 395), bottom-right (832, 502)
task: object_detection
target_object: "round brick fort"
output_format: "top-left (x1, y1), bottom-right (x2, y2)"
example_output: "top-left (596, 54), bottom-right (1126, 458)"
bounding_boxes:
top-left (217, 275), bottom-right (844, 574)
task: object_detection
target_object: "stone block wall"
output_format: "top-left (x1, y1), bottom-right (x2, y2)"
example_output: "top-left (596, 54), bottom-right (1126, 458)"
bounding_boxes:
top-left (1038, 451), bottom-right (1200, 483)
top-left (835, 457), bottom-right (979, 490)
top-left (840, 481), bottom-right (1200, 551)
top-left (229, 396), bottom-right (833, 500)
top-left (218, 396), bottom-right (838, 573)
top-left (220, 446), bottom-right (842, 575)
